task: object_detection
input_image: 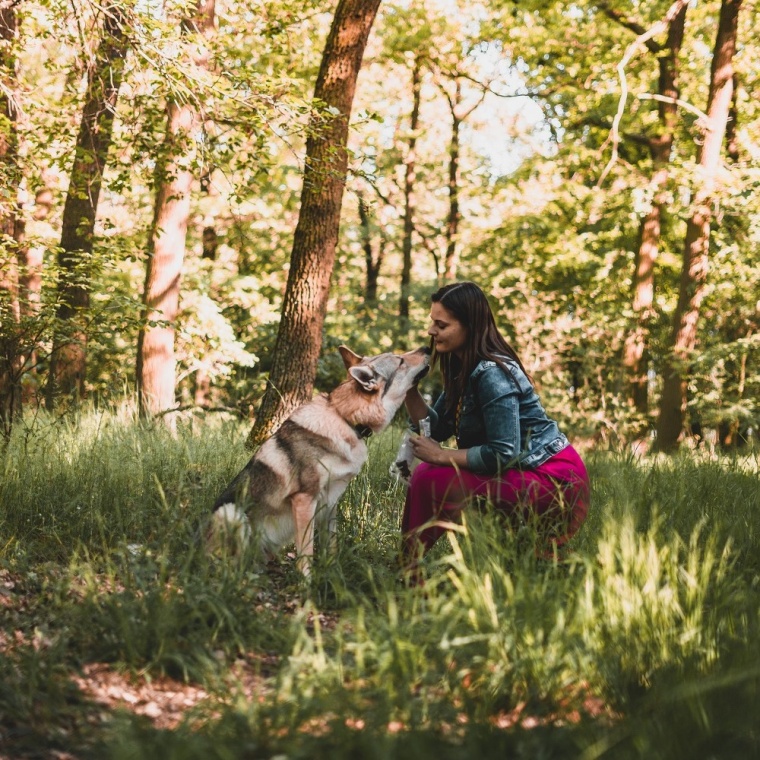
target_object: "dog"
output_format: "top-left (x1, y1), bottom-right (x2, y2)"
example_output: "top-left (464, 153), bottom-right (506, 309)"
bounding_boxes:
top-left (208, 345), bottom-right (430, 576)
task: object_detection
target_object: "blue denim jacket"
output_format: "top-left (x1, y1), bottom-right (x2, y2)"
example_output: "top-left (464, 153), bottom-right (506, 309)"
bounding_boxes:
top-left (422, 358), bottom-right (569, 474)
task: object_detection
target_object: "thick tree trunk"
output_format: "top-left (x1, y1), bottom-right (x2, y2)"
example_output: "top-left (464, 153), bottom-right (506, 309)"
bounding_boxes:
top-left (0, 0), bottom-right (24, 435)
top-left (716, 72), bottom-right (748, 449)
top-left (399, 57), bottom-right (421, 323)
top-left (136, 101), bottom-right (199, 417)
top-left (45, 4), bottom-right (128, 407)
top-left (136, 0), bottom-right (214, 418)
top-left (623, 3), bottom-right (687, 415)
top-left (655, 0), bottom-right (742, 451)
top-left (247, 0), bottom-right (382, 449)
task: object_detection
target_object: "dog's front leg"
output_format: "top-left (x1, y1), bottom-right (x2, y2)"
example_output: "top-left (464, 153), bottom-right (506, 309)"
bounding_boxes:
top-left (291, 492), bottom-right (316, 577)
top-left (325, 503), bottom-right (339, 556)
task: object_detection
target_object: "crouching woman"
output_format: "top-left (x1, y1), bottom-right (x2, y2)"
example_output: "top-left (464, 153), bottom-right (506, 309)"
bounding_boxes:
top-left (402, 281), bottom-right (589, 569)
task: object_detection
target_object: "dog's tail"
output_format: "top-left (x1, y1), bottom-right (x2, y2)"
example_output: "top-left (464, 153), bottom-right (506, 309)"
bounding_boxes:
top-left (205, 503), bottom-right (252, 555)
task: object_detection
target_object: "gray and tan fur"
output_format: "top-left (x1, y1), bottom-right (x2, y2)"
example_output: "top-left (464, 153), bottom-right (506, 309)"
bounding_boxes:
top-left (208, 345), bottom-right (430, 575)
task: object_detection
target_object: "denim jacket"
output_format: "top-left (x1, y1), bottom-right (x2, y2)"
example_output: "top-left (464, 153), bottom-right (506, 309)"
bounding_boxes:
top-left (422, 357), bottom-right (569, 475)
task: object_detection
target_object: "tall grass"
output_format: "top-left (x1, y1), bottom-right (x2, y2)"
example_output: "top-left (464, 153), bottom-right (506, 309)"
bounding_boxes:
top-left (1, 406), bottom-right (759, 757)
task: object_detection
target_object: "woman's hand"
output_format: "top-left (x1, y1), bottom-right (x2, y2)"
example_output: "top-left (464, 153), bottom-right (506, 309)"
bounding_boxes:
top-left (410, 435), bottom-right (448, 466)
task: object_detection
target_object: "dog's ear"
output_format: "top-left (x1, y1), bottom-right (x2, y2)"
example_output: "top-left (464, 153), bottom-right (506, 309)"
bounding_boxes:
top-left (338, 345), bottom-right (363, 369)
top-left (348, 365), bottom-right (380, 392)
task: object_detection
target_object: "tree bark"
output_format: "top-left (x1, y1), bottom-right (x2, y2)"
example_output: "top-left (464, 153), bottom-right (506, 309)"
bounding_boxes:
top-left (0, 0), bottom-right (24, 435)
top-left (399, 56), bottom-right (421, 324)
top-left (443, 81), bottom-right (462, 282)
top-left (136, 0), bottom-right (214, 418)
top-left (623, 3), bottom-right (687, 415)
top-left (655, 0), bottom-right (743, 451)
top-left (246, 0), bottom-right (382, 449)
top-left (358, 191), bottom-right (383, 303)
top-left (438, 75), bottom-right (484, 282)
top-left (45, 4), bottom-right (129, 407)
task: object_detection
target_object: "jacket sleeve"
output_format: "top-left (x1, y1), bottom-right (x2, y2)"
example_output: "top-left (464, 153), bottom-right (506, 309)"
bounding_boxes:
top-left (465, 365), bottom-right (521, 474)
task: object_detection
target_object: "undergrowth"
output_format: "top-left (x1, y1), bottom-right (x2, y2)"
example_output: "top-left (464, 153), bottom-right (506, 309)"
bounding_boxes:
top-left (1, 405), bottom-right (759, 758)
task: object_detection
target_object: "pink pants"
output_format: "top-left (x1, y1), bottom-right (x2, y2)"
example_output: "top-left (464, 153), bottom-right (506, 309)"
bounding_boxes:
top-left (401, 445), bottom-right (589, 560)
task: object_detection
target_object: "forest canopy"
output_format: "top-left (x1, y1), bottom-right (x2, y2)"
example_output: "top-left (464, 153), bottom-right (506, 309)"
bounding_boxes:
top-left (0, 0), bottom-right (757, 451)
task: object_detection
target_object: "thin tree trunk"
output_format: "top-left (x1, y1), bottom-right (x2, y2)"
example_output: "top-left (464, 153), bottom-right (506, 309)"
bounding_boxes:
top-left (358, 191), bottom-right (383, 303)
top-left (725, 73), bottom-right (740, 162)
top-left (0, 253), bottom-right (20, 438)
top-left (45, 4), bottom-right (129, 407)
top-left (443, 81), bottom-right (462, 282)
top-left (623, 3), bottom-right (687, 415)
top-left (0, 0), bottom-right (23, 435)
top-left (438, 76), bottom-right (484, 282)
top-left (136, 0), bottom-right (214, 418)
top-left (21, 182), bottom-right (51, 339)
top-left (655, 0), bottom-right (742, 451)
top-left (247, 0), bottom-right (382, 449)
top-left (399, 56), bottom-right (421, 324)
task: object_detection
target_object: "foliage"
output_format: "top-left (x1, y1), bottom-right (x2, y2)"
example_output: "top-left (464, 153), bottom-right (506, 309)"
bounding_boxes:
top-left (1, 0), bottom-right (755, 446)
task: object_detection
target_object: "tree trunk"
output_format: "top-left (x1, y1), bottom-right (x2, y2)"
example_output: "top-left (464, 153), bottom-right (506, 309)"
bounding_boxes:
top-left (725, 73), bottom-right (740, 162)
top-left (0, 0), bottom-right (24, 435)
top-left (623, 3), bottom-right (687, 415)
top-left (246, 0), bottom-right (382, 449)
top-left (438, 75), bottom-right (484, 282)
top-left (443, 81), bottom-right (462, 282)
top-left (717, 72), bottom-right (748, 449)
top-left (135, 101), bottom-right (198, 417)
top-left (45, 4), bottom-right (129, 408)
top-left (135, 0), bottom-right (214, 419)
top-left (655, 0), bottom-right (742, 451)
top-left (399, 56), bottom-right (421, 324)
top-left (358, 191), bottom-right (383, 303)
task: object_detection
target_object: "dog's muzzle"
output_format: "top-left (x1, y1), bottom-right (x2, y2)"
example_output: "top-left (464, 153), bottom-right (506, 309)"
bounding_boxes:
top-left (412, 364), bottom-right (430, 386)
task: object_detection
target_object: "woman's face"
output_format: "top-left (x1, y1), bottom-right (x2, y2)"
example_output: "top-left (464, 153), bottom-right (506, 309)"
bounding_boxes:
top-left (428, 302), bottom-right (468, 357)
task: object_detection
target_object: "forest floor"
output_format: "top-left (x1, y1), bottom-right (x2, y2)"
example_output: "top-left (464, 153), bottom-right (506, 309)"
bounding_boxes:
top-left (2, 417), bottom-right (759, 758)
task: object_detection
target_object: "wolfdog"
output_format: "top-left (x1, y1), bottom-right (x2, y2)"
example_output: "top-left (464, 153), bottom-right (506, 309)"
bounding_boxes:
top-left (208, 345), bottom-right (430, 575)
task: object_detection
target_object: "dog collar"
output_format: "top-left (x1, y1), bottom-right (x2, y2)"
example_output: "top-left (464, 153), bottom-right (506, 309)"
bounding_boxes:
top-left (353, 424), bottom-right (373, 439)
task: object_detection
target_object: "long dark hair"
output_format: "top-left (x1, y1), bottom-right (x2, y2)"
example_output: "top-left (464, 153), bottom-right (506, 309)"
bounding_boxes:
top-left (431, 281), bottom-right (531, 417)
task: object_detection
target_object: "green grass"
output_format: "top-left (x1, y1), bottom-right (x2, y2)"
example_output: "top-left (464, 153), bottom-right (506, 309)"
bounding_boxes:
top-left (1, 406), bottom-right (759, 758)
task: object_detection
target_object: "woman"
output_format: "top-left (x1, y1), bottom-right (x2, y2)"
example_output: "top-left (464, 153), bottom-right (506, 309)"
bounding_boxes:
top-left (402, 281), bottom-right (589, 567)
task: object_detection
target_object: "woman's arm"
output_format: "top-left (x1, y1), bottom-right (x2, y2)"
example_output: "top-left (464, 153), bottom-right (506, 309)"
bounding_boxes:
top-left (404, 387), bottom-right (429, 426)
top-left (464, 365), bottom-right (521, 472)
top-left (410, 435), bottom-right (470, 468)
top-left (412, 364), bottom-right (521, 473)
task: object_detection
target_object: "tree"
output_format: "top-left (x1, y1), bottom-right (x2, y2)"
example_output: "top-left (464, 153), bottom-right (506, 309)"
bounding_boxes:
top-left (607, 0), bottom-right (689, 415)
top-left (0, 0), bottom-right (23, 433)
top-left (357, 191), bottom-right (385, 303)
top-left (399, 54), bottom-right (421, 324)
top-left (45, 2), bottom-right (129, 407)
top-left (135, 0), bottom-right (214, 418)
top-left (655, 0), bottom-right (743, 451)
top-left (438, 75), bottom-right (486, 281)
top-left (247, 0), bottom-right (383, 448)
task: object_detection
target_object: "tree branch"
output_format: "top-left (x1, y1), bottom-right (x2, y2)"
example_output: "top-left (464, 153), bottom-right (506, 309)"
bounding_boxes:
top-left (597, 1), bottom-right (663, 53)
top-left (597, 0), bottom-right (691, 187)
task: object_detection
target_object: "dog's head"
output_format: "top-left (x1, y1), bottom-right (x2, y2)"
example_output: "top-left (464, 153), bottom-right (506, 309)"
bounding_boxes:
top-left (336, 345), bottom-right (430, 433)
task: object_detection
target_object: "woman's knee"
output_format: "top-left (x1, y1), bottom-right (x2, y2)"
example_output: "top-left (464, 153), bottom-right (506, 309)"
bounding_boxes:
top-left (410, 463), bottom-right (470, 505)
